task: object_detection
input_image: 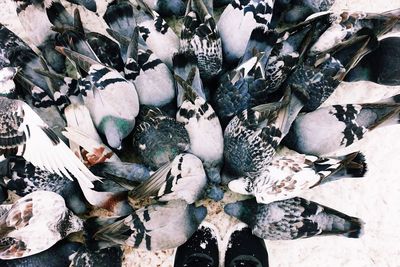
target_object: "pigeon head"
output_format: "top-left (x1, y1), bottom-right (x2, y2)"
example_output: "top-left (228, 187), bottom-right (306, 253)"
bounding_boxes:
top-left (191, 204), bottom-right (207, 224)
top-left (224, 198), bottom-right (258, 226)
top-left (102, 118), bottom-right (134, 150)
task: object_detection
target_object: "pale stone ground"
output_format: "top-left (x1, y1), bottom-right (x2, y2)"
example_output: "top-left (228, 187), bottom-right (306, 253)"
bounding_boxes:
top-left (1, 0), bottom-right (400, 266)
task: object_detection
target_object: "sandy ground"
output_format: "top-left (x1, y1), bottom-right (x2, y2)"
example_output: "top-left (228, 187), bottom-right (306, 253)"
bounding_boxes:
top-left (1, 0), bottom-right (400, 266)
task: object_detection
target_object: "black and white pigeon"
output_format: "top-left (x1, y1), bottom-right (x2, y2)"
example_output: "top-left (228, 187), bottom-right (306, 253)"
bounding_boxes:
top-left (228, 152), bottom-right (367, 204)
top-left (173, 51), bottom-right (207, 106)
top-left (217, 0), bottom-right (276, 65)
top-left (0, 96), bottom-right (98, 190)
top-left (0, 157), bottom-right (88, 215)
top-left (130, 153), bottom-right (207, 204)
top-left (141, 0), bottom-right (186, 16)
top-left (284, 94), bottom-right (400, 156)
top-left (56, 46), bottom-right (140, 149)
top-left (309, 9), bottom-right (400, 55)
top-left (175, 75), bottom-right (224, 184)
top-left (287, 28), bottom-right (379, 112)
top-left (132, 105), bottom-right (190, 170)
top-left (0, 191), bottom-right (84, 260)
top-left (0, 24), bottom-right (66, 138)
top-left (263, 13), bottom-right (332, 94)
top-left (0, 23), bottom-right (55, 102)
top-left (88, 199), bottom-right (207, 251)
top-left (0, 67), bottom-right (18, 99)
top-left (0, 240), bottom-right (81, 267)
top-left (345, 36), bottom-right (400, 86)
top-left (224, 197), bottom-right (364, 240)
top-left (70, 246), bottom-right (123, 267)
top-left (223, 89), bottom-right (306, 180)
top-left (104, 0), bottom-right (180, 68)
top-left (180, 0), bottom-right (222, 81)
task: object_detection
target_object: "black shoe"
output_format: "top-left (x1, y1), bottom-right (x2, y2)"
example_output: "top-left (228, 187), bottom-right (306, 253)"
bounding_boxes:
top-left (224, 224), bottom-right (269, 267)
top-left (174, 222), bottom-right (220, 267)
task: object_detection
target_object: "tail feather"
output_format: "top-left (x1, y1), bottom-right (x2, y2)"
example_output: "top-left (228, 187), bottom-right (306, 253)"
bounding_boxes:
top-left (317, 152), bottom-right (367, 185)
top-left (240, 26), bottom-right (278, 64)
top-left (104, 1), bottom-right (136, 38)
top-left (46, 2), bottom-right (74, 28)
top-left (84, 215), bottom-right (129, 250)
top-left (320, 204), bottom-right (365, 238)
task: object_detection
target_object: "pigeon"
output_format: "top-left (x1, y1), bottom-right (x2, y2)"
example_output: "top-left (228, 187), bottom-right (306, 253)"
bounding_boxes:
top-left (263, 13), bottom-right (332, 94)
top-left (85, 32), bottom-right (126, 73)
top-left (0, 23), bottom-right (55, 101)
top-left (70, 246), bottom-right (123, 267)
top-left (130, 153), bottom-right (207, 204)
top-left (0, 96), bottom-right (98, 191)
top-left (63, 104), bottom-right (121, 166)
top-left (223, 89), bottom-right (306, 180)
top-left (228, 152), bottom-right (367, 204)
top-left (88, 199), bottom-right (207, 251)
top-left (132, 105), bottom-right (190, 170)
top-left (0, 157), bottom-right (133, 216)
top-left (287, 28), bottom-right (379, 112)
top-left (173, 51), bottom-right (207, 106)
top-left (0, 67), bottom-right (18, 99)
top-left (0, 24), bottom-right (67, 138)
top-left (104, 0), bottom-right (180, 68)
top-left (12, 0), bottom-right (74, 74)
top-left (217, 0), bottom-right (276, 65)
top-left (224, 197), bottom-right (364, 240)
top-left (175, 75), bottom-right (224, 184)
top-left (213, 54), bottom-right (269, 127)
top-left (0, 240), bottom-right (81, 267)
top-left (309, 9), bottom-right (400, 55)
top-left (271, 0), bottom-right (335, 24)
top-left (284, 94), bottom-right (400, 156)
top-left (0, 191), bottom-right (84, 260)
top-left (55, 46), bottom-right (140, 149)
top-left (115, 28), bottom-right (176, 109)
top-left (180, 0), bottom-right (222, 81)
top-left (345, 36), bottom-right (400, 86)
top-left (0, 157), bottom-right (88, 215)
top-left (141, 0), bottom-right (185, 16)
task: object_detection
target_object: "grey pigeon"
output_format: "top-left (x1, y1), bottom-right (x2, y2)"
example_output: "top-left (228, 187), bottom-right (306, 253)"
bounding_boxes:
top-left (56, 46), bottom-right (140, 149)
top-left (217, 0), bottom-right (276, 65)
top-left (89, 199), bottom-right (207, 251)
top-left (131, 153), bottom-right (207, 204)
top-left (225, 197), bottom-right (364, 240)
top-left (133, 105), bottom-right (190, 170)
top-left (175, 75), bottom-right (223, 184)
top-left (284, 94), bottom-right (400, 155)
